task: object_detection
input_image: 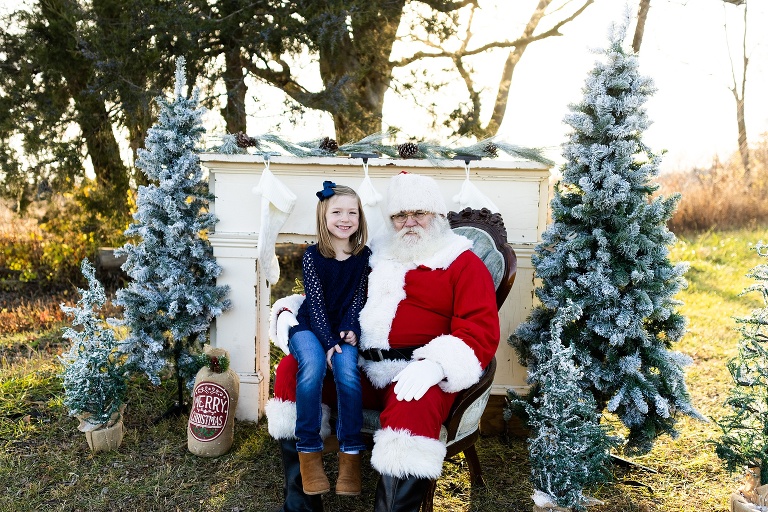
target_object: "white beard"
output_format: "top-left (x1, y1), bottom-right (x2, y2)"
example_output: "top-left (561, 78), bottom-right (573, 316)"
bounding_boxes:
top-left (389, 215), bottom-right (452, 263)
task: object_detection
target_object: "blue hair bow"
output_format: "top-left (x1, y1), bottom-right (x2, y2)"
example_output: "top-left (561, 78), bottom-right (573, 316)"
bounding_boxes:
top-left (316, 180), bottom-right (336, 200)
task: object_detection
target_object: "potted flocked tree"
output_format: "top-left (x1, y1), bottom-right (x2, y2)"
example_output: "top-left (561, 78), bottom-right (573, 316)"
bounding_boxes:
top-left (60, 259), bottom-right (128, 453)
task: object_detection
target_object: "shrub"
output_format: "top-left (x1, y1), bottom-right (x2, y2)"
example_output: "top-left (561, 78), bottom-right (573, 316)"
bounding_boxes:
top-left (658, 133), bottom-right (768, 234)
top-left (715, 241), bottom-right (768, 484)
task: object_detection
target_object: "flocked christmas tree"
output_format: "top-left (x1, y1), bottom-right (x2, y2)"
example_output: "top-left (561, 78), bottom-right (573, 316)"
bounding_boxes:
top-left (513, 300), bottom-right (618, 511)
top-left (115, 57), bottom-right (230, 412)
top-left (716, 242), bottom-right (768, 485)
top-left (510, 19), bottom-right (703, 457)
top-left (60, 259), bottom-right (127, 431)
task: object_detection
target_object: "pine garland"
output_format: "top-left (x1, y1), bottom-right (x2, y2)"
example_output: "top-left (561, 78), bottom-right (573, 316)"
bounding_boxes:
top-left (195, 352), bottom-right (230, 374)
top-left (208, 128), bottom-right (553, 166)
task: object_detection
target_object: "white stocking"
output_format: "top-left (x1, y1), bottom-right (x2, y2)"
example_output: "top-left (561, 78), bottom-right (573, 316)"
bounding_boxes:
top-left (253, 159), bottom-right (296, 286)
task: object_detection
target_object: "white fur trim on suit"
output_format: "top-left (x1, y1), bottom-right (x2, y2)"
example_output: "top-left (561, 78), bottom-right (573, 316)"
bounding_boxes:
top-left (359, 258), bottom-right (411, 351)
top-left (413, 335), bottom-right (483, 392)
top-left (265, 398), bottom-right (297, 440)
top-left (265, 398), bottom-right (331, 441)
top-left (268, 294), bottom-right (305, 354)
top-left (416, 231), bottom-right (472, 270)
top-left (360, 359), bottom-right (410, 389)
top-left (370, 427), bottom-right (447, 479)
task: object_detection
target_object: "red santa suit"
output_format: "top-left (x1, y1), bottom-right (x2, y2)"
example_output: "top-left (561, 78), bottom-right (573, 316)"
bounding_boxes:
top-left (266, 227), bottom-right (499, 479)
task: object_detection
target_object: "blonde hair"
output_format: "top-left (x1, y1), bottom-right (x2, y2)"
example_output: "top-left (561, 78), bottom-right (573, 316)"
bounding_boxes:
top-left (316, 184), bottom-right (368, 259)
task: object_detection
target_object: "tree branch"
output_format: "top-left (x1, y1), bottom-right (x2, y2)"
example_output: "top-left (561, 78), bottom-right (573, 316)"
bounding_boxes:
top-left (242, 58), bottom-right (336, 112)
top-left (417, 0), bottom-right (478, 13)
top-left (392, 0), bottom-right (594, 68)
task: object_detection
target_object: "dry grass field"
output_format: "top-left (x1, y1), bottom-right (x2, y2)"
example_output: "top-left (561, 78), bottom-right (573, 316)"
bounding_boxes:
top-left (1, 224), bottom-right (764, 511)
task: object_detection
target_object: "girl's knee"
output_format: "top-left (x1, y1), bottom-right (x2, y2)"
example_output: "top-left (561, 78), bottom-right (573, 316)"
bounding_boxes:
top-left (332, 358), bottom-right (360, 381)
top-left (303, 363), bottom-right (327, 382)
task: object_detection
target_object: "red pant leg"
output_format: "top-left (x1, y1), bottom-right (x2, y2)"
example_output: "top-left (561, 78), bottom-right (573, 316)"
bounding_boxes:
top-left (273, 354), bottom-right (299, 402)
top-left (378, 384), bottom-right (456, 440)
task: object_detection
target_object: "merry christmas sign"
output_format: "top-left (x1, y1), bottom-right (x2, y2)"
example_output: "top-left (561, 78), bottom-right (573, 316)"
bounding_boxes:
top-left (189, 382), bottom-right (231, 442)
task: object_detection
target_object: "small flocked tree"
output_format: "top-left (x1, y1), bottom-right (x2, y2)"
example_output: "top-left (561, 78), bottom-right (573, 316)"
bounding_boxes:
top-left (513, 300), bottom-right (618, 510)
top-left (116, 57), bottom-right (229, 410)
top-left (716, 242), bottom-right (768, 485)
top-left (511, 19), bottom-right (703, 456)
top-left (60, 259), bottom-right (127, 430)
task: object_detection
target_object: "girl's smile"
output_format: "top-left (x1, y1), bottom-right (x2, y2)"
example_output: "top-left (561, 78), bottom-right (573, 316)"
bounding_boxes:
top-left (325, 194), bottom-right (360, 257)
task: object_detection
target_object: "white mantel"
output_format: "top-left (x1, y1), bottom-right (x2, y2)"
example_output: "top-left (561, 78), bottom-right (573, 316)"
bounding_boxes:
top-left (200, 153), bottom-right (551, 422)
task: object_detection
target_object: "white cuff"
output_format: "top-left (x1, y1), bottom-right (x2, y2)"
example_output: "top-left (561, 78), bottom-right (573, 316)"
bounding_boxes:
top-left (371, 427), bottom-right (446, 479)
top-left (412, 335), bottom-right (483, 392)
top-left (268, 294), bottom-right (305, 352)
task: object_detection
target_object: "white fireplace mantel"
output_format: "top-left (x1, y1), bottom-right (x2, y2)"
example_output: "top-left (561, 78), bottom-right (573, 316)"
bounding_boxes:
top-left (200, 153), bottom-right (551, 422)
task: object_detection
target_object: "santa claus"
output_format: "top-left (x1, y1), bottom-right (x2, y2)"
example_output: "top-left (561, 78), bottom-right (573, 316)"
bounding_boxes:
top-left (266, 172), bottom-right (500, 511)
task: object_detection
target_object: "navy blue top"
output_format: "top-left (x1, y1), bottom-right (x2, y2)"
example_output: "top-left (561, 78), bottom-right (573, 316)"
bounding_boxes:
top-left (290, 244), bottom-right (371, 351)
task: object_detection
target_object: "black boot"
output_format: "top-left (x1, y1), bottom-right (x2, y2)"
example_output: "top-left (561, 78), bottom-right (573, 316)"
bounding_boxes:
top-left (374, 474), bottom-right (431, 512)
top-left (277, 439), bottom-right (324, 512)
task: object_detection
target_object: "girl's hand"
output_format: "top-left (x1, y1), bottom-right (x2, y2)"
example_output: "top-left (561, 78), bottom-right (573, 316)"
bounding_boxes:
top-left (326, 344), bottom-right (342, 369)
top-left (340, 331), bottom-right (357, 346)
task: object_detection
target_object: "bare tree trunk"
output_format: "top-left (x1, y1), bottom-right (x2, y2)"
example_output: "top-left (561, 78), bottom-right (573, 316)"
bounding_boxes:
top-left (485, 0), bottom-right (552, 137)
top-left (222, 45), bottom-right (248, 135)
top-left (735, 94), bottom-right (750, 176)
top-left (726, 1), bottom-right (750, 178)
top-left (318, 4), bottom-right (404, 142)
top-left (218, 0), bottom-right (248, 135)
top-left (632, 0), bottom-right (651, 53)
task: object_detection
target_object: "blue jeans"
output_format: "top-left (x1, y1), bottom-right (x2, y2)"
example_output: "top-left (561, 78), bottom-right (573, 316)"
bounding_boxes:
top-left (288, 330), bottom-right (365, 453)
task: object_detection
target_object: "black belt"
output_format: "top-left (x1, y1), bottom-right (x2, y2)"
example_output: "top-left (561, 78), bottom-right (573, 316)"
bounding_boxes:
top-left (359, 346), bottom-right (418, 362)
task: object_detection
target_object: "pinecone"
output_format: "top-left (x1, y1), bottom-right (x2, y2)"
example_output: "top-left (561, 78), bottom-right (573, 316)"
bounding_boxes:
top-left (397, 142), bottom-right (419, 159)
top-left (209, 356), bottom-right (221, 373)
top-left (484, 142), bottom-right (498, 157)
top-left (235, 131), bottom-right (258, 148)
top-left (319, 136), bottom-right (338, 153)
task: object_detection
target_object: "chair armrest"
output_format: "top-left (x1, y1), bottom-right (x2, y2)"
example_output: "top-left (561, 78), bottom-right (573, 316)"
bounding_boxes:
top-left (444, 357), bottom-right (497, 442)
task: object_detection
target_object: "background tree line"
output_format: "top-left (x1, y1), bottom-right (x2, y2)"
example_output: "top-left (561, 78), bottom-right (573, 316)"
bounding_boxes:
top-left (0, 0), bottom-right (597, 242)
top-left (0, 0), bottom-right (754, 245)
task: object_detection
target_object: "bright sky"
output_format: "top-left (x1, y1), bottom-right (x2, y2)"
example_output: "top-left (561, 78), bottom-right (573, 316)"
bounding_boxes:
top-left (493, 0), bottom-right (768, 173)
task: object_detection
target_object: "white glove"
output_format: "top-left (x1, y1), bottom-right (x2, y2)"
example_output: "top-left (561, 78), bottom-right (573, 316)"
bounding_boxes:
top-left (276, 311), bottom-right (298, 354)
top-left (393, 359), bottom-right (445, 402)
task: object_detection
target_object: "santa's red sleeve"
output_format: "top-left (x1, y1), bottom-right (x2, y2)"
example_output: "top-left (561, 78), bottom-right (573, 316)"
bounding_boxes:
top-left (412, 250), bottom-right (500, 392)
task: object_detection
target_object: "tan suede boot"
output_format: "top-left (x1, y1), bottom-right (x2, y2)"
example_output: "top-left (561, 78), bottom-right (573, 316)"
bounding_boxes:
top-left (336, 452), bottom-right (362, 495)
top-left (298, 451), bottom-right (330, 495)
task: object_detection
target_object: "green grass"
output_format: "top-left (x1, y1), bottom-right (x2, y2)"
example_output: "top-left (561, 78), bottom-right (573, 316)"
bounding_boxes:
top-left (1, 227), bottom-right (766, 511)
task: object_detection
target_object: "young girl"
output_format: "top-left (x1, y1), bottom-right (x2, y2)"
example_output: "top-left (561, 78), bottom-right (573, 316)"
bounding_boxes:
top-left (289, 181), bottom-right (370, 496)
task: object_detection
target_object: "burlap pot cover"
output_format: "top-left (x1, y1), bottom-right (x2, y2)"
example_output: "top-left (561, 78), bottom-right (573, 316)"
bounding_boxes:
top-left (533, 505), bottom-right (571, 512)
top-left (188, 347), bottom-right (240, 457)
top-left (85, 418), bottom-right (124, 453)
top-left (731, 483), bottom-right (768, 511)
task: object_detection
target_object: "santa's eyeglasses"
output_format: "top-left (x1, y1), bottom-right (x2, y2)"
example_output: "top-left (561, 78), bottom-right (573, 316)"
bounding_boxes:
top-left (390, 211), bottom-right (431, 224)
